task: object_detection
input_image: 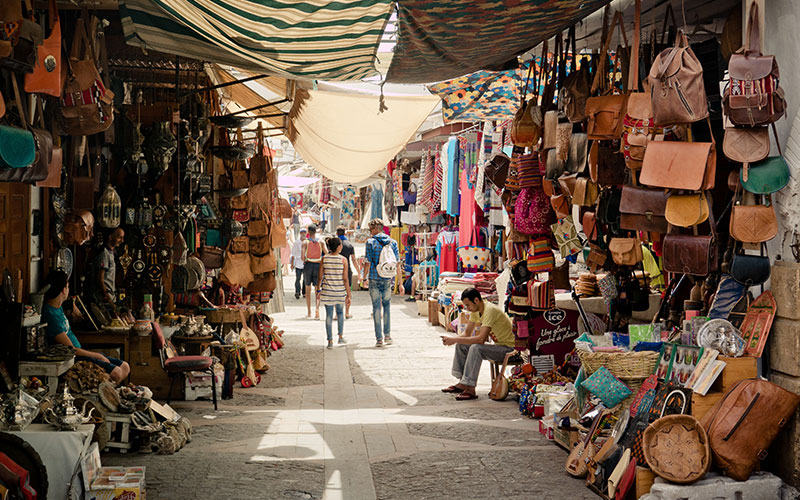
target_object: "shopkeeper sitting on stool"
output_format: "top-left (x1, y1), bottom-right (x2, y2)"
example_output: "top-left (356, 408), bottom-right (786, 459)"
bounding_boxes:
top-left (441, 287), bottom-right (514, 401)
top-left (42, 270), bottom-right (130, 384)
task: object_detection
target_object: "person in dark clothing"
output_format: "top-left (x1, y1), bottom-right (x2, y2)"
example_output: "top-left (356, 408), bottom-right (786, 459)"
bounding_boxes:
top-left (336, 226), bottom-right (361, 319)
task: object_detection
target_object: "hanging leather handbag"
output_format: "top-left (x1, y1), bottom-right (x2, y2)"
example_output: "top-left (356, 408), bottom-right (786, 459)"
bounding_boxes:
top-left (665, 192), bottom-right (710, 228)
top-left (249, 123), bottom-right (272, 184)
top-left (565, 133), bottom-right (588, 173)
top-left (572, 177), bottom-right (598, 207)
top-left (586, 243), bottom-right (607, 272)
top-left (200, 246), bottom-right (225, 270)
top-left (247, 271), bottom-right (276, 293)
top-left (648, 30), bottom-right (708, 125)
top-left (701, 379), bottom-right (800, 481)
top-left (589, 141), bottom-right (627, 186)
top-left (250, 251), bottom-right (277, 274)
top-left (663, 233), bottom-right (717, 276)
top-left (729, 196), bottom-right (777, 244)
top-left (276, 198), bottom-right (292, 219)
top-left (598, 187), bottom-right (623, 237)
top-left (24, 0), bottom-right (61, 96)
top-left (586, 12), bottom-right (629, 140)
top-left (609, 237), bottom-right (643, 266)
top-left (723, 126), bottom-right (769, 179)
top-left (270, 216), bottom-right (288, 249)
top-left (249, 234), bottom-right (272, 256)
top-left (230, 236), bottom-right (249, 254)
top-left (61, 15), bottom-right (114, 136)
top-left (231, 169), bottom-right (249, 189)
top-left (544, 149), bottom-right (565, 182)
top-left (620, 186), bottom-right (669, 233)
top-left (740, 156), bottom-right (789, 195)
top-left (0, 2), bottom-right (42, 74)
top-left (730, 247), bottom-right (771, 286)
top-left (0, 124), bottom-right (35, 170)
top-left (640, 128), bottom-right (716, 190)
top-left (63, 209), bottom-right (94, 245)
top-left (550, 193), bottom-right (571, 219)
top-left (249, 217), bottom-right (269, 236)
top-left (221, 246), bottom-right (254, 287)
top-left (511, 99), bottom-right (541, 148)
top-left (561, 26), bottom-right (592, 124)
top-left (542, 110), bottom-right (559, 150)
top-left (723, 2), bottom-right (786, 126)
top-left (582, 211), bottom-right (598, 241)
top-left (230, 192), bottom-right (248, 210)
top-left (485, 153), bottom-right (510, 189)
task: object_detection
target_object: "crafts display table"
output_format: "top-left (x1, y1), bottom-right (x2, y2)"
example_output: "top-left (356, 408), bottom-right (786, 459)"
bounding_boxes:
top-left (18, 357), bottom-right (74, 395)
top-left (7, 424), bottom-right (94, 500)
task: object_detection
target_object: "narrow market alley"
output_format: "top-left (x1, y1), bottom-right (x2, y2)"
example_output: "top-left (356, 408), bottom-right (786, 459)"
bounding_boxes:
top-left (105, 274), bottom-right (589, 500)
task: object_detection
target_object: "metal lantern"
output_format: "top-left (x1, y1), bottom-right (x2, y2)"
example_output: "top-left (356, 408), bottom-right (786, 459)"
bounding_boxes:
top-left (97, 185), bottom-right (121, 228)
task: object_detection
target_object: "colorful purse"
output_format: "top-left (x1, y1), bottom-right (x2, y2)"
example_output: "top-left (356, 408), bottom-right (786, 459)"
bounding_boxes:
top-left (457, 246), bottom-right (491, 272)
top-left (527, 280), bottom-right (555, 311)
top-left (551, 217), bottom-right (582, 257)
top-left (526, 237), bottom-right (554, 273)
top-left (581, 366), bottom-right (632, 408)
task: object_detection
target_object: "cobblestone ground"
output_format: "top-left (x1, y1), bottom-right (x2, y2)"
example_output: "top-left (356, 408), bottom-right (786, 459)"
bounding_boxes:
top-left (104, 272), bottom-right (589, 499)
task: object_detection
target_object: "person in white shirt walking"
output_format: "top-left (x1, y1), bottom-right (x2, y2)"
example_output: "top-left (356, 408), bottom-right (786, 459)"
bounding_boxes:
top-left (290, 228), bottom-right (307, 300)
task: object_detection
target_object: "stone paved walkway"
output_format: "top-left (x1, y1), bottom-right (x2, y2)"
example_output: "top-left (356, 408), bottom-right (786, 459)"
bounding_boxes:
top-left (105, 274), bottom-right (590, 499)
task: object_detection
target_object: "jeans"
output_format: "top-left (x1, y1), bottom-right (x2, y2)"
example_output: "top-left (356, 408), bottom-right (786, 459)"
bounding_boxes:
top-left (295, 268), bottom-right (304, 296)
top-left (324, 304), bottom-right (344, 341)
top-left (293, 223), bottom-right (301, 239)
top-left (369, 279), bottom-right (392, 340)
top-left (451, 343), bottom-right (514, 387)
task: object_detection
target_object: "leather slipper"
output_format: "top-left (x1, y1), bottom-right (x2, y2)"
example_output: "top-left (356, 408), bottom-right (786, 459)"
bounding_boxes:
top-left (441, 385), bottom-right (462, 393)
top-left (455, 393), bottom-right (478, 401)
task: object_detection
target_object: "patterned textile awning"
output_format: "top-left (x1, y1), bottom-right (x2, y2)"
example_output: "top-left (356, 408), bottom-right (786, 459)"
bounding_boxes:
top-left (386, 0), bottom-right (611, 84)
top-left (119, 0), bottom-right (393, 81)
top-left (427, 61), bottom-right (531, 123)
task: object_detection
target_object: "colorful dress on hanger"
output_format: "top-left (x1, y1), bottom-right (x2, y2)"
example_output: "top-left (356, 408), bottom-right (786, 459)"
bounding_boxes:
top-left (431, 151), bottom-right (444, 214)
top-left (437, 231), bottom-right (459, 274)
top-left (446, 137), bottom-right (460, 216)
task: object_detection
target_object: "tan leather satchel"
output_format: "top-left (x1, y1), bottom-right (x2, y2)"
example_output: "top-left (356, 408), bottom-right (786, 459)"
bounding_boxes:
top-left (723, 125), bottom-right (774, 182)
top-left (665, 192), bottom-right (710, 228)
top-left (221, 247), bottom-right (254, 287)
top-left (586, 11), bottom-right (629, 140)
top-left (730, 196), bottom-right (778, 244)
top-left (619, 185), bottom-right (669, 233)
top-left (572, 177), bottom-right (598, 207)
top-left (542, 110), bottom-right (558, 149)
top-left (701, 379), bottom-right (800, 481)
top-left (648, 30), bottom-right (708, 125)
top-left (250, 251), bottom-right (277, 274)
top-left (640, 122), bottom-right (716, 191)
top-left (609, 237), bottom-right (643, 266)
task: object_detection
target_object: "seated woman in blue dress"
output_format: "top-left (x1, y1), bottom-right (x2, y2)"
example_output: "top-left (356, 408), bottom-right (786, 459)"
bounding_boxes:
top-left (41, 270), bottom-right (131, 384)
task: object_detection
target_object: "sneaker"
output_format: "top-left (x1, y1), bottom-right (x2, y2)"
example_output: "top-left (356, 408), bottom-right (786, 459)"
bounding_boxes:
top-left (338, 336), bottom-right (346, 345)
top-left (295, 293), bottom-right (300, 300)
top-left (326, 340), bottom-right (333, 349)
top-left (404, 297), bottom-right (415, 302)
top-left (375, 339), bottom-right (384, 347)
top-left (384, 336), bottom-right (393, 345)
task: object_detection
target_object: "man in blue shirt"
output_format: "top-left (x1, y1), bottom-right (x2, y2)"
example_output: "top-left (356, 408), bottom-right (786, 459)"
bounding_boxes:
top-left (362, 218), bottom-right (399, 347)
top-left (41, 271), bottom-right (130, 384)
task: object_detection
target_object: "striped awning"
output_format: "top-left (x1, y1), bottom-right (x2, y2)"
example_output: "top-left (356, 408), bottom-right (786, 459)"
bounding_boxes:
top-left (387, 0), bottom-right (611, 84)
top-left (119, 0), bottom-right (393, 81)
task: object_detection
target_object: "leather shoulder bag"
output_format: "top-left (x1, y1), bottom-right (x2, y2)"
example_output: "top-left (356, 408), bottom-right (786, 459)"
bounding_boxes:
top-left (561, 26), bottom-right (592, 124)
top-left (723, 2), bottom-right (786, 126)
top-left (640, 119), bottom-right (716, 191)
top-left (648, 30), bottom-right (708, 125)
top-left (729, 192), bottom-right (777, 245)
top-left (586, 11), bottom-right (629, 141)
top-left (619, 185), bottom-right (669, 233)
top-left (665, 191), bottom-right (710, 228)
top-left (662, 195), bottom-right (718, 276)
top-left (738, 127), bottom-right (789, 194)
top-left (24, 0), bottom-right (61, 96)
top-left (730, 244), bottom-right (771, 287)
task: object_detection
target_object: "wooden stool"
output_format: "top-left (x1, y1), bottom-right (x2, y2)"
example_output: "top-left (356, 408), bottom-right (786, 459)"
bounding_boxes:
top-left (490, 350), bottom-right (526, 385)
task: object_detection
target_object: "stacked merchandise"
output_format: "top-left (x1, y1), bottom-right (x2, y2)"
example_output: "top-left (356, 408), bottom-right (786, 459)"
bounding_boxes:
top-left (457, 0), bottom-right (799, 496)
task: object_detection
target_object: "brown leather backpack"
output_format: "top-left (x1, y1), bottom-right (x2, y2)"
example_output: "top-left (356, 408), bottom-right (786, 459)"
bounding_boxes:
top-left (701, 379), bottom-right (800, 481)
top-left (724, 2), bottom-right (785, 126)
top-left (648, 31), bottom-right (708, 125)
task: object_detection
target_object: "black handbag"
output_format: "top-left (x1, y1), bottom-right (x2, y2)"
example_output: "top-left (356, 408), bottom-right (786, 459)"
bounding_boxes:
top-left (730, 245), bottom-right (771, 286)
top-left (598, 187), bottom-right (623, 238)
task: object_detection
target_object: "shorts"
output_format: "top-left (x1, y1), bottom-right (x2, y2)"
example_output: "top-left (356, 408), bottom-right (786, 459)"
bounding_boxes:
top-left (77, 355), bottom-right (124, 374)
top-left (304, 262), bottom-right (320, 287)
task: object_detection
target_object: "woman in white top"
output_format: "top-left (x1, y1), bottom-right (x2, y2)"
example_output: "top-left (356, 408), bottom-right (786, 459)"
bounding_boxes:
top-left (317, 237), bottom-right (352, 348)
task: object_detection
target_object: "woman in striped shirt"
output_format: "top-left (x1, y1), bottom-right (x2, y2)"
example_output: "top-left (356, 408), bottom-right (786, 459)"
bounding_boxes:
top-left (317, 237), bottom-right (352, 348)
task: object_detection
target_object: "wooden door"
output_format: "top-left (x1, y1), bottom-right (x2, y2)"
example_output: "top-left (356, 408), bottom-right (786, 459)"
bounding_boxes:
top-left (0, 183), bottom-right (30, 301)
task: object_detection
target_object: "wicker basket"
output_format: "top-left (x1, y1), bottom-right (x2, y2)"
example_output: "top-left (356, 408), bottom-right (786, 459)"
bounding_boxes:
top-left (643, 414), bottom-right (711, 484)
top-left (578, 351), bottom-right (659, 379)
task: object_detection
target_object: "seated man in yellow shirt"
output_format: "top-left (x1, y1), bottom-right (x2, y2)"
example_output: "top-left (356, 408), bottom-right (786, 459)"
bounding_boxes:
top-left (440, 287), bottom-right (515, 400)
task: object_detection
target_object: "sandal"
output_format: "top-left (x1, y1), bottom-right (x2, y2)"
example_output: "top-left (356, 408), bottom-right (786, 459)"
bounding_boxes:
top-left (441, 385), bottom-right (462, 393)
top-left (455, 392), bottom-right (478, 401)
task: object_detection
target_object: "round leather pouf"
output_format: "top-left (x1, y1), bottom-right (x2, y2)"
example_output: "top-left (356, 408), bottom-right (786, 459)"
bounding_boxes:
top-left (643, 414), bottom-right (711, 484)
top-left (0, 431), bottom-right (49, 498)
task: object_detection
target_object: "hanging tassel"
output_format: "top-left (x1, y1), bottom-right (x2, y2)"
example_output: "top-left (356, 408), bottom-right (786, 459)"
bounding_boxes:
top-left (378, 81), bottom-right (388, 113)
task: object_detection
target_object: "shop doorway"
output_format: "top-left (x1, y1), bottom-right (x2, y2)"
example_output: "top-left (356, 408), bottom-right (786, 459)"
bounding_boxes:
top-left (0, 183), bottom-right (30, 301)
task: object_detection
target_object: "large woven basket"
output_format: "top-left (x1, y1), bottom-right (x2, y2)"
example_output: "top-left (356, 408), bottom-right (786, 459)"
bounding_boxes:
top-left (643, 414), bottom-right (711, 484)
top-left (578, 351), bottom-right (659, 379)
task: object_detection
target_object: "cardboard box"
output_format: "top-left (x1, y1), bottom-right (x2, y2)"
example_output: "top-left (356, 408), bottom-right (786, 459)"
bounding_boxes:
top-left (82, 443), bottom-right (146, 500)
top-left (692, 356), bottom-right (757, 419)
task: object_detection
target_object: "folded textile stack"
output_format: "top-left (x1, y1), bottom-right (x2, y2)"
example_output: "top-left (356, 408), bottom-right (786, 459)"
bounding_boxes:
top-left (575, 273), bottom-right (599, 297)
top-left (438, 272), bottom-right (499, 298)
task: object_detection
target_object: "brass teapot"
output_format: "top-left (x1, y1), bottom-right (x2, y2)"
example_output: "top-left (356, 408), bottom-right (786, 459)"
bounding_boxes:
top-left (44, 386), bottom-right (95, 431)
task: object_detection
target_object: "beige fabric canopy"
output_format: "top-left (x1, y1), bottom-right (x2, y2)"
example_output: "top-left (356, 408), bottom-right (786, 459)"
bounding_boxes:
top-left (287, 89), bottom-right (439, 183)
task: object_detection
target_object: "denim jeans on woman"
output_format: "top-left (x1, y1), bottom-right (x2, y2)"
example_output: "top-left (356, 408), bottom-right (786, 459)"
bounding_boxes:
top-left (369, 279), bottom-right (392, 340)
top-left (324, 304), bottom-right (344, 341)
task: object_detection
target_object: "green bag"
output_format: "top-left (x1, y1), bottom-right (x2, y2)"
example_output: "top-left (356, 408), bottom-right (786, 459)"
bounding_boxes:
top-left (0, 125), bottom-right (35, 169)
top-left (741, 156), bottom-right (789, 194)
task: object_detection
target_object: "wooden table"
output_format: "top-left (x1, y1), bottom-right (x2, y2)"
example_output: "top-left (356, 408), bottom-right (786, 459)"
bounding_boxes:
top-left (74, 330), bottom-right (131, 364)
top-left (18, 357), bottom-right (74, 395)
